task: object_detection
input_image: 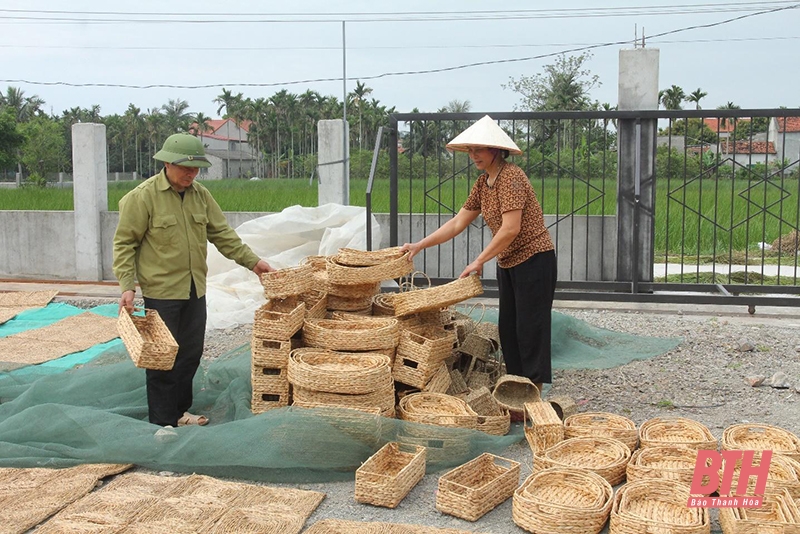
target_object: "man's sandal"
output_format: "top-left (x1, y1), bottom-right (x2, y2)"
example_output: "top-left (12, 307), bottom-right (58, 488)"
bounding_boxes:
top-left (177, 412), bottom-right (209, 426)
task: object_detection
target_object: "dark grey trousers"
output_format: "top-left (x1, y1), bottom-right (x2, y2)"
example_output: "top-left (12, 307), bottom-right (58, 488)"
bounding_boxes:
top-left (496, 250), bottom-right (557, 384)
top-left (143, 282), bottom-right (206, 427)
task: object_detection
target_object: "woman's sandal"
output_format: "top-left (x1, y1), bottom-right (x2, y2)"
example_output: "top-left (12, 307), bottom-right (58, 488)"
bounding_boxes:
top-left (177, 412), bottom-right (209, 426)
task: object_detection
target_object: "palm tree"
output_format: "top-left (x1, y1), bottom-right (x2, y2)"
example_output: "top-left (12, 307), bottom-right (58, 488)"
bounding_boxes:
top-left (2, 86), bottom-right (44, 122)
top-left (659, 85), bottom-right (686, 110)
top-left (161, 98), bottom-right (192, 133)
top-left (349, 81), bottom-right (373, 153)
top-left (717, 101), bottom-right (741, 129)
top-left (685, 88), bottom-right (708, 110)
top-left (124, 104), bottom-right (143, 176)
top-left (190, 112), bottom-right (214, 145)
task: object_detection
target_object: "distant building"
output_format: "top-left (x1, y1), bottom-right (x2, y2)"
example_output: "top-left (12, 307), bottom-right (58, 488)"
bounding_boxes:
top-left (719, 140), bottom-right (776, 166)
top-left (768, 117), bottom-right (800, 169)
top-left (190, 118), bottom-right (258, 178)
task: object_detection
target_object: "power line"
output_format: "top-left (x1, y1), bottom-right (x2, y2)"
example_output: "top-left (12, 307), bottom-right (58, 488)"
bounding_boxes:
top-left (0, 35), bottom-right (798, 52)
top-left (0, 3), bottom-right (796, 90)
top-left (0, 2), bottom-right (796, 24)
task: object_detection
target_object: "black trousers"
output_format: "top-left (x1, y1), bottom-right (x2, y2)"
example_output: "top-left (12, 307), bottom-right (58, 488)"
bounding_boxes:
top-left (143, 282), bottom-right (206, 426)
top-left (496, 250), bottom-right (557, 384)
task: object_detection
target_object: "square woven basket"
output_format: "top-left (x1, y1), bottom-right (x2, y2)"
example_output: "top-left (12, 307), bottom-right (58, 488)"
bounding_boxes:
top-left (524, 401), bottom-right (565, 454)
top-left (436, 453), bottom-right (520, 521)
top-left (117, 309), bottom-right (178, 371)
top-left (355, 442), bottom-right (426, 508)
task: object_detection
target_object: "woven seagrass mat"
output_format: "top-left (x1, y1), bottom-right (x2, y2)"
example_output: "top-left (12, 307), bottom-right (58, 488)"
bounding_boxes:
top-left (38, 472), bottom-right (324, 534)
top-left (304, 519), bottom-right (489, 533)
top-left (0, 290), bottom-right (59, 325)
top-left (0, 311), bottom-right (118, 366)
top-left (0, 463), bottom-right (132, 534)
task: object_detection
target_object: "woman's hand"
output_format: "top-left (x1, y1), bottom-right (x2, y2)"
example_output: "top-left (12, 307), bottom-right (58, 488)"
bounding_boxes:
top-left (400, 241), bottom-right (424, 260)
top-left (119, 290), bottom-right (135, 314)
top-left (252, 259), bottom-right (275, 276)
top-left (459, 259), bottom-right (484, 278)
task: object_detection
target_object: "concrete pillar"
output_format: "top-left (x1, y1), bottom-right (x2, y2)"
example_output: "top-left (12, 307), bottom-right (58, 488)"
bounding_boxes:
top-left (72, 123), bottom-right (108, 281)
top-left (133, 171), bottom-right (138, 181)
top-left (318, 119), bottom-right (349, 206)
top-left (58, 172), bottom-right (64, 184)
top-left (114, 171), bottom-right (119, 182)
top-left (617, 48), bottom-right (659, 285)
top-left (15, 172), bottom-right (20, 187)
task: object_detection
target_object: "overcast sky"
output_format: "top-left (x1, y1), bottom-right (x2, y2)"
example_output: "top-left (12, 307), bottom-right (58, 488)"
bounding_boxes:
top-left (1, 1), bottom-right (799, 118)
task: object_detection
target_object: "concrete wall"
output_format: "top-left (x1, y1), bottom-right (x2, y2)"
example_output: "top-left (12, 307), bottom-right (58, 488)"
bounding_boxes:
top-left (4, 209), bottom-right (616, 282)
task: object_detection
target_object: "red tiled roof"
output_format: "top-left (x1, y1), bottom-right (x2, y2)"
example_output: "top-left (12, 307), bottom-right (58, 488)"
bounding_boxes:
top-left (189, 118), bottom-right (251, 140)
top-left (720, 141), bottom-right (776, 154)
top-left (703, 118), bottom-right (737, 133)
top-left (774, 117), bottom-right (800, 133)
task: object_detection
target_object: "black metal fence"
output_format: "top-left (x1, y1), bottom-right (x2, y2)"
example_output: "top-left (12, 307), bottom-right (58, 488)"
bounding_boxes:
top-left (369, 110), bottom-right (800, 308)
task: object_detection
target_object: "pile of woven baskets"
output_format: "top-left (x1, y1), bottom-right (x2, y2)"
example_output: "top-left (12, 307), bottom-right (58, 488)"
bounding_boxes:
top-left (512, 408), bottom-right (800, 534)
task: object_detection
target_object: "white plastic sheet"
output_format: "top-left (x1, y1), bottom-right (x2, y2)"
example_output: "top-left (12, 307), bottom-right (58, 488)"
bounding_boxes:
top-left (205, 203), bottom-right (381, 330)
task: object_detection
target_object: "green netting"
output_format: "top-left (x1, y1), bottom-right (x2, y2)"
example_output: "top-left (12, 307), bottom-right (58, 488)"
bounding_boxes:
top-left (0, 303), bottom-right (681, 483)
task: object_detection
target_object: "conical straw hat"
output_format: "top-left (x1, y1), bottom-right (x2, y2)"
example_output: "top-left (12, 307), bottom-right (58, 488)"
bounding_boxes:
top-left (446, 115), bottom-right (522, 155)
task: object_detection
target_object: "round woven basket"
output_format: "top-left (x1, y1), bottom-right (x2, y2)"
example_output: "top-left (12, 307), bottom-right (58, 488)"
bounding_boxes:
top-left (626, 446), bottom-right (699, 485)
top-left (326, 293), bottom-right (376, 311)
top-left (512, 467), bottom-right (613, 534)
top-left (336, 246), bottom-right (406, 266)
top-left (287, 348), bottom-right (391, 395)
top-left (565, 412), bottom-right (639, 452)
top-left (639, 417), bottom-right (718, 451)
top-left (492, 375), bottom-right (541, 414)
top-left (398, 392), bottom-right (477, 431)
top-left (372, 293), bottom-right (396, 316)
top-left (326, 253), bottom-right (413, 285)
top-left (534, 437), bottom-right (632, 486)
top-left (327, 281), bottom-right (381, 299)
top-left (303, 317), bottom-right (399, 351)
top-left (292, 383), bottom-right (396, 415)
top-left (392, 273), bottom-right (483, 316)
top-left (722, 423), bottom-right (800, 461)
top-left (610, 480), bottom-right (710, 534)
top-left (261, 264), bottom-right (314, 299)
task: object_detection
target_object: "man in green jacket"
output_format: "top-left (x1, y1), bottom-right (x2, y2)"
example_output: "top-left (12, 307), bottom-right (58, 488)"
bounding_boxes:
top-left (113, 133), bottom-right (273, 428)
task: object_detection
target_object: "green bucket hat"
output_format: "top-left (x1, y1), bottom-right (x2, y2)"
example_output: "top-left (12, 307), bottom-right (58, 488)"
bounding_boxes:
top-left (153, 133), bottom-right (212, 168)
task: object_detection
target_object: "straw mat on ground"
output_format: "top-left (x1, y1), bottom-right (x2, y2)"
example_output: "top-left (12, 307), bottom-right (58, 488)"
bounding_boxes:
top-left (0, 463), bottom-right (132, 534)
top-left (39, 472), bottom-right (324, 534)
top-left (0, 307), bottom-right (25, 325)
top-left (0, 290), bottom-right (59, 308)
top-left (0, 311), bottom-right (118, 365)
top-left (304, 518), bottom-right (488, 533)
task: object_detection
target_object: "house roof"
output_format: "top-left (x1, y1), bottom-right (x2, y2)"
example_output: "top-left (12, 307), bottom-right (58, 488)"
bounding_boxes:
top-left (190, 118), bottom-right (252, 140)
top-left (774, 117), bottom-right (800, 133)
top-left (720, 141), bottom-right (776, 154)
top-left (703, 118), bottom-right (738, 133)
top-left (205, 148), bottom-right (258, 161)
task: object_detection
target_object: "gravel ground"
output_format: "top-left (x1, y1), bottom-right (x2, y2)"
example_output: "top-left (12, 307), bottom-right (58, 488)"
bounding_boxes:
top-left (68, 297), bottom-right (800, 533)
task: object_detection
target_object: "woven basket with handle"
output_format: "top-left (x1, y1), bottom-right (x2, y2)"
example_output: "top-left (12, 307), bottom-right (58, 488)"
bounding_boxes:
top-left (117, 308), bottom-right (178, 371)
top-left (392, 273), bottom-right (483, 316)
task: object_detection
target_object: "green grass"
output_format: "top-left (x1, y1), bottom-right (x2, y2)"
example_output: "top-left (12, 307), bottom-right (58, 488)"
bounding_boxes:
top-left (655, 271), bottom-right (798, 285)
top-left (2, 176), bottom-right (798, 259)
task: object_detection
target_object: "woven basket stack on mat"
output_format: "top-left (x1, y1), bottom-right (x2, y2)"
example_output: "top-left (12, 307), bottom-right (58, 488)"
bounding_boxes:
top-left (508, 413), bottom-right (800, 534)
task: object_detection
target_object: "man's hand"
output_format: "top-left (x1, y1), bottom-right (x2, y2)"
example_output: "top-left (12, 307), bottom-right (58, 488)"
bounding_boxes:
top-left (252, 259), bottom-right (275, 276)
top-left (119, 290), bottom-right (135, 314)
top-left (400, 242), bottom-right (423, 260)
top-left (459, 259), bottom-right (484, 278)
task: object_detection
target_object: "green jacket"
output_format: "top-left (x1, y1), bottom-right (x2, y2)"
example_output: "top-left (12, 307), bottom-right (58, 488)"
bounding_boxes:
top-left (113, 170), bottom-right (260, 299)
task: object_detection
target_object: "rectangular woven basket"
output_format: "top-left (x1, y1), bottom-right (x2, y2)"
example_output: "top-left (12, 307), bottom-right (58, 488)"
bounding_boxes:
top-left (524, 401), bottom-right (565, 454)
top-left (355, 442), bottom-right (426, 508)
top-left (117, 309), bottom-right (178, 371)
top-left (436, 453), bottom-right (520, 522)
top-left (251, 336), bottom-right (302, 368)
top-left (253, 299), bottom-right (305, 340)
top-left (251, 390), bottom-right (290, 414)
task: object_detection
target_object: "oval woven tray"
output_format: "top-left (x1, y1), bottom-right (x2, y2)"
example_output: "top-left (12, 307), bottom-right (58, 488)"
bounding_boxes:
top-left (303, 317), bottom-right (399, 351)
top-left (513, 467), bottom-right (613, 534)
top-left (393, 273), bottom-right (483, 316)
top-left (293, 384), bottom-right (396, 415)
top-left (626, 446), bottom-right (699, 485)
top-left (398, 392), bottom-right (477, 430)
top-left (287, 348), bottom-right (392, 395)
top-left (534, 436), bottom-right (632, 486)
top-left (326, 253), bottom-right (413, 285)
top-left (372, 293), bottom-right (396, 316)
top-left (336, 246), bottom-right (406, 266)
top-left (722, 452), bottom-right (800, 497)
top-left (261, 264), bottom-right (314, 299)
top-left (722, 423), bottom-right (800, 461)
top-left (565, 412), bottom-right (639, 452)
top-left (639, 417), bottom-right (718, 451)
top-left (610, 480), bottom-right (709, 534)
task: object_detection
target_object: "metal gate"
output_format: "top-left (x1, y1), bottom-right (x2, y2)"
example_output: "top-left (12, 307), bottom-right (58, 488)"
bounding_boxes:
top-left (366, 110), bottom-right (800, 308)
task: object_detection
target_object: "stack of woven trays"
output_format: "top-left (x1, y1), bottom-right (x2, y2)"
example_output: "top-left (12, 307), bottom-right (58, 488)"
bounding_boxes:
top-left (513, 467), bottom-right (613, 534)
top-left (322, 247), bottom-right (413, 314)
top-left (288, 347), bottom-right (395, 417)
top-left (610, 479), bottom-right (710, 534)
top-left (253, 264), bottom-right (323, 414)
top-left (355, 442), bottom-right (426, 508)
top-left (397, 392), bottom-right (478, 462)
top-left (719, 488), bottom-right (800, 533)
top-left (436, 453), bottom-right (520, 521)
